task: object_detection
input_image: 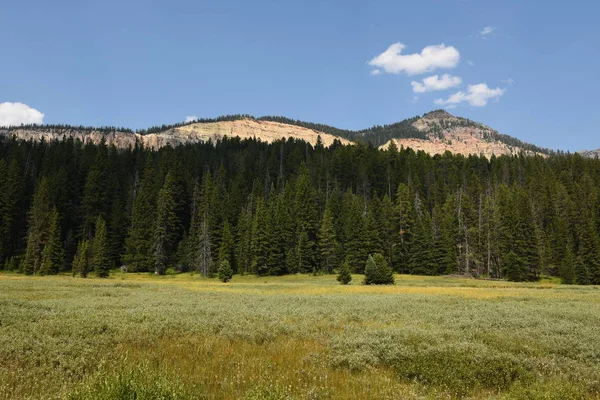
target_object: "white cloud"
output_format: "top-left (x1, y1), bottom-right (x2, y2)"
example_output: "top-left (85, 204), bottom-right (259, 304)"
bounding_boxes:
top-left (467, 60), bottom-right (475, 66)
top-left (368, 42), bottom-right (460, 76)
top-left (411, 74), bottom-right (462, 93)
top-left (184, 115), bottom-right (198, 123)
top-left (0, 102), bottom-right (45, 127)
top-left (480, 26), bottom-right (495, 36)
top-left (370, 69), bottom-right (382, 76)
top-left (434, 83), bottom-right (505, 107)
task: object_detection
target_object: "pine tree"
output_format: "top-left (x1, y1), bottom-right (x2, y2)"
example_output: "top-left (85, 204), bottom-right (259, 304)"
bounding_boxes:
top-left (217, 259), bottom-right (233, 282)
top-left (394, 183), bottom-right (414, 273)
top-left (218, 221), bottom-right (235, 268)
top-left (364, 254), bottom-right (378, 285)
top-left (297, 230), bottom-right (316, 273)
top-left (72, 240), bottom-right (91, 278)
top-left (375, 253), bottom-right (394, 284)
top-left (195, 214), bottom-right (213, 277)
top-left (342, 190), bottom-right (368, 273)
top-left (91, 216), bottom-right (110, 278)
top-left (364, 253), bottom-right (394, 285)
top-left (318, 206), bottom-right (338, 273)
top-left (503, 250), bottom-right (526, 282)
top-left (409, 196), bottom-right (438, 275)
top-left (574, 254), bottom-right (591, 285)
top-left (250, 198), bottom-right (270, 276)
top-left (559, 243), bottom-right (575, 284)
top-left (153, 174), bottom-right (178, 275)
top-left (21, 178), bottom-right (52, 275)
top-left (235, 207), bottom-right (253, 275)
top-left (123, 161), bottom-right (157, 272)
top-left (337, 260), bottom-right (352, 285)
top-left (39, 208), bottom-right (63, 275)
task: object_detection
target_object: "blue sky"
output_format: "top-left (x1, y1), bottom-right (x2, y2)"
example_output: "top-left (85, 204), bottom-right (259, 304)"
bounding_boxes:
top-left (1, 0), bottom-right (599, 151)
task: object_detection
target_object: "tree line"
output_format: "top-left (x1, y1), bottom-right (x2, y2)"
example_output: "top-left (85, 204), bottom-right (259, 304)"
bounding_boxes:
top-left (0, 133), bottom-right (598, 284)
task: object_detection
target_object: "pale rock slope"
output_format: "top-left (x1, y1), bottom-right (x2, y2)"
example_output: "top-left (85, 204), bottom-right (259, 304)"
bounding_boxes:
top-left (153, 119), bottom-right (351, 148)
top-left (0, 119), bottom-right (350, 149)
top-left (380, 110), bottom-right (547, 157)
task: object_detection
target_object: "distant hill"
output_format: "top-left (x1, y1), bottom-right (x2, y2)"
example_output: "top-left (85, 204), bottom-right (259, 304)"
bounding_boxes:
top-left (380, 110), bottom-right (551, 157)
top-left (0, 110), bottom-right (552, 157)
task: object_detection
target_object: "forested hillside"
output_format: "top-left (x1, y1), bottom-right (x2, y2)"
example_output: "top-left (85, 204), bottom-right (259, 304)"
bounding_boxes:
top-left (0, 134), bottom-right (598, 283)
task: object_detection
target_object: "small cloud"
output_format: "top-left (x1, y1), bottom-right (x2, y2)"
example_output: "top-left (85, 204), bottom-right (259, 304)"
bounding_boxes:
top-left (0, 102), bottom-right (45, 127)
top-left (467, 60), bottom-right (475, 66)
top-left (411, 74), bottom-right (462, 93)
top-left (412, 96), bottom-right (419, 103)
top-left (370, 69), bottom-right (382, 76)
top-left (480, 26), bottom-right (496, 36)
top-left (184, 115), bottom-right (198, 123)
top-left (368, 42), bottom-right (460, 76)
top-left (434, 83), bottom-right (505, 107)
top-left (502, 78), bottom-right (514, 86)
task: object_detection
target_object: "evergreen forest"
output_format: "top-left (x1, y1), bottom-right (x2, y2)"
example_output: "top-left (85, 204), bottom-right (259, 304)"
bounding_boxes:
top-left (1, 133), bottom-right (598, 284)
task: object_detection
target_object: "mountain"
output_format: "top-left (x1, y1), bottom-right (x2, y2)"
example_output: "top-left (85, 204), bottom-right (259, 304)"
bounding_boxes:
top-left (380, 110), bottom-right (550, 157)
top-left (579, 149), bottom-right (600, 158)
top-left (0, 111), bottom-right (550, 157)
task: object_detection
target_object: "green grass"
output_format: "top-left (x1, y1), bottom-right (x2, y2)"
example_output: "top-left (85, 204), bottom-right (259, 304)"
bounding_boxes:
top-left (1, 272), bottom-right (599, 399)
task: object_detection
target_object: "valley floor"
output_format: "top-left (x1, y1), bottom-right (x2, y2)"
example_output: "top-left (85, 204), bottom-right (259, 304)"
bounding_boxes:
top-left (0, 272), bottom-right (599, 399)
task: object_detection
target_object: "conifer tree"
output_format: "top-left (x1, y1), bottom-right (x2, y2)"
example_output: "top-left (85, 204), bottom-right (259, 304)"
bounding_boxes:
top-left (373, 253), bottom-right (395, 285)
top-left (394, 183), bottom-right (414, 273)
top-left (342, 190), bottom-right (368, 273)
top-left (39, 207), bottom-right (63, 275)
top-left (250, 198), bottom-right (270, 276)
top-left (409, 196), bottom-right (438, 275)
top-left (364, 253), bottom-right (395, 285)
top-left (235, 207), bottom-right (253, 275)
top-left (218, 221), bottom-right (235, 269)
top-left (297, 230), bottom-right (316, 273)
top-left (217, 259), bottom-right (233, 282)
top-left (574, 254), bottom-right (591, 285)
top-left (337, 260), bottom-right (352, 285)
top-left (559, 243), bottom-right (575, 284)
top-left (364, 254), bottom-right (378, 285)
top-left (91, 216), bottom-right (110, 278)
top-left (196, 215), bottom-right (213, 277)
top-left (21, 178), bottom-right (52, 275)
top-left (72, 240), bottom-right (91, 278)
top-left (318, 205), bottom-right (338, 273)
top-left (124, 161), bottom-right (156, 272)
top-left (503, 250), bottom-right (526, 282)
top-left (0, 159), bottom-right (24, 263)
top-left (153, 174), bottom-right (178, 275)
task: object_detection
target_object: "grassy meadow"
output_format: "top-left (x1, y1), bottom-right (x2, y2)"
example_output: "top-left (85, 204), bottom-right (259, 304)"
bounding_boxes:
top-left (1, 272), bottom-right (599, 399)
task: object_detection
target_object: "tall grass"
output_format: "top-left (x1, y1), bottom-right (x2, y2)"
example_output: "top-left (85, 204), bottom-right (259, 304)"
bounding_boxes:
top-left (1, 273), bottom-right (599, 399)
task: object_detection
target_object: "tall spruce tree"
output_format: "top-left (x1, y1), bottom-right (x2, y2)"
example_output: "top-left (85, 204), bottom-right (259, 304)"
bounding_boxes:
top-left (318, 205), bottom-right (338, 273)
top-left (153, 173), bottom-right (178, 275)
top-left (124, 161), bottom-right (156, 272)
top-left (21, 178), bottom-right (52, 275)
top-left (72, 240), bottom-right (91, 278)
top-left (39, 207), bottom-right (63, 275)
top-left (195, 214), bottom-right (213, 277)
top-left (91, 216), bottom-right (110, 278)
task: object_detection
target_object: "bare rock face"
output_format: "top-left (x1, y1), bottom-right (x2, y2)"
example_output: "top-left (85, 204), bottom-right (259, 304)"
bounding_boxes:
top-left (579, 149), bottom-right (600, 158)
top-left (0, 119), bottom-right (351, 149)
top-left (0, 127), bottom-right (140, 148)
top-left (381, 111), bottom-right (547, 158)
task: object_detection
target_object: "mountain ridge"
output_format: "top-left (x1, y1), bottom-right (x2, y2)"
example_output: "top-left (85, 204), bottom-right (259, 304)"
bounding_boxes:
top-left (0, 111), bottom-right (553, 157)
